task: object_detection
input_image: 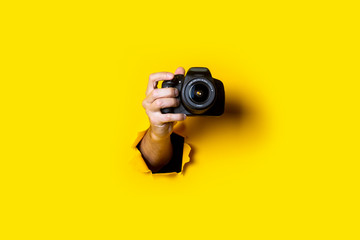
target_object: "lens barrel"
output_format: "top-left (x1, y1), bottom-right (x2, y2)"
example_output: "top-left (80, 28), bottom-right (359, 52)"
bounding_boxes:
top-left (182, 78), bottom-right (216, 113)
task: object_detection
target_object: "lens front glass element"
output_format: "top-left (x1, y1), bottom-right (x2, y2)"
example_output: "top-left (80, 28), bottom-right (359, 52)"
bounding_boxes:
top-left (189, 83), bottom-right (210, 104)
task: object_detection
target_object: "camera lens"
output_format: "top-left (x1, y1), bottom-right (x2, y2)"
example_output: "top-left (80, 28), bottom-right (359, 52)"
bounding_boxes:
top-left (189, 83), bottom-right (209, 103)
top-left (182, 78), bottom-right (216, 114)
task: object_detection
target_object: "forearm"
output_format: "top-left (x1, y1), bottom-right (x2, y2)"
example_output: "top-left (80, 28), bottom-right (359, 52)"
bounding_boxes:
top-left (139, 126), bottom-right (173, 172)
top-left (139, 67), bottom-right (186, 172)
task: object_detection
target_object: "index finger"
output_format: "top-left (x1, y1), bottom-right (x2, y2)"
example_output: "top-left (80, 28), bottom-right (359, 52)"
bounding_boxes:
top-left (146, 72), bottom-right (174, 95)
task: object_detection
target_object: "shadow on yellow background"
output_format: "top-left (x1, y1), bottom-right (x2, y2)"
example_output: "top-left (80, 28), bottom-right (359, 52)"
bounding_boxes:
top-left (177, 77), bottom-right (269, 175)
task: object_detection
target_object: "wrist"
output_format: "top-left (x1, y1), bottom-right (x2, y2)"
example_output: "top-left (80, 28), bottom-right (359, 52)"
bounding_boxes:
top-left (148, 127), bottom-right (171, 142)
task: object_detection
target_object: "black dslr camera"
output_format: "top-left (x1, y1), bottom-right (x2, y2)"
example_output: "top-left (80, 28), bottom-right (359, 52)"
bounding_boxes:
top-left (161, 67), bottom-right (225, 116)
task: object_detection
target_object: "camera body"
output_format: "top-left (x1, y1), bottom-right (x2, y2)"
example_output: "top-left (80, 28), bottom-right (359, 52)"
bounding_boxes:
top-left (161, 67), bottom-right (225, 116)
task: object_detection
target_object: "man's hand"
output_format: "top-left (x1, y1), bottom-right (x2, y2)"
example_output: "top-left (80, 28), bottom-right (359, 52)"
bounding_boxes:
top-left (139, 67), bottom-right (187, 172)
top-left (142, 67), bottom-right (186, 139)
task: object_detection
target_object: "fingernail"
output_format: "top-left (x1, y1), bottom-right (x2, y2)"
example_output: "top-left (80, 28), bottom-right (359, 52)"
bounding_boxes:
top-left (167, 73), bottom-right (173, 78)
top-left (183, 114), bottom-right (187, 119)
top-left (174, 88), bottom-right (179, 96)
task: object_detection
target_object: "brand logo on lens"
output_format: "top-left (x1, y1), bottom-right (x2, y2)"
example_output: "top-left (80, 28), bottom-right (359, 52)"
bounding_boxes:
top-left (161, 67), bottom-right (225, 116)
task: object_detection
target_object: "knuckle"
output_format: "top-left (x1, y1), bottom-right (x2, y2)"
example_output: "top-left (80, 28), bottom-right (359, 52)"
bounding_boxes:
top-left (149, 73), bottom-right (156, 80)
top-left (164, 88), bottom-right (172, 97)
top-left (164, 88), bottom-right (174, 97)
top-left (152, 89), bottom-right (158, 98)
top-left (164, 114), bottom-right (172, 122)
top-left (155, 99), bottom-right (163, 108)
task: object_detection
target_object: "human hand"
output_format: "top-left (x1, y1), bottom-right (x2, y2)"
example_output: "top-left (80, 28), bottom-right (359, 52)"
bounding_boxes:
top-left (142, 67), bottom-right (187, 140)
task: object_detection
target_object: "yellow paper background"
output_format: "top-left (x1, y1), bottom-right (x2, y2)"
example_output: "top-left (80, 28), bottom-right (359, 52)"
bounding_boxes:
top-left (1, 1), bottom-right (359, 239)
